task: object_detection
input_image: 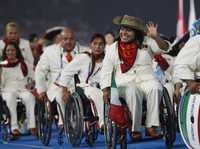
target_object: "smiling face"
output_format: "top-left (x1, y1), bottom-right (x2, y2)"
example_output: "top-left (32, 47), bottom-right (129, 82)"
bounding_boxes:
top-left (90, 37), bottom-right (105, 56)
top-left (5, 44), bottom-right (17, 61)
top-left (119, 26), bottom-right (135, 42)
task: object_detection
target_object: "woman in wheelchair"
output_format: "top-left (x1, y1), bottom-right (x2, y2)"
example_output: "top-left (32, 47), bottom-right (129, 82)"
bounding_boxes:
top-left (101, 15), bottom-right (170, 140)
top-left (0, 42), bottom-right (36, 138)
top-left (57, 33), bottom-right (105, 129)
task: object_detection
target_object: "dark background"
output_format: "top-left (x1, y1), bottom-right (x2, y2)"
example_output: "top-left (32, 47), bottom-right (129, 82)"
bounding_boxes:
top-left (0, 0), bottom-right (199, 44)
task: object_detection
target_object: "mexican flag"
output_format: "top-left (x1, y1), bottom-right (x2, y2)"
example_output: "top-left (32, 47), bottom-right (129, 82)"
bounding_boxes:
top-left (109, 72), bottom-right (131, 127)
top-left (110, 71), bottom-right (121, 105)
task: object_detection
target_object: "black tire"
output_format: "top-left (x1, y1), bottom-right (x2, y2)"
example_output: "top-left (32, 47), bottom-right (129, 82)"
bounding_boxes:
top-left (85, 117), bottom-right (99, 147)
top-left (119, 128), bottom-right (127, 149)
top-left (36, 100), bottom-right (52, 146)
top-left (160, 87), bottom-right (176, 148)
top-left (85, 124), bottom-right (95, 147)
top-left (35, 100), bottom-right (41, 140)
top-left (64, 92), bottom-right (84, 147)
top-left (0, 113), bottom-right (10, 143)
top-left (104, 103), bottom-right (117, 149)
top-left (1, 123), bottom-right (10, 143)
top-left (56, 102), bottom-right (65, 145)
top-left (0, 98), bottom-right (11, 143)
top-left (110, 122), bottom-right (117, 149)
top-left (17, 101), bottom-right (26, 128)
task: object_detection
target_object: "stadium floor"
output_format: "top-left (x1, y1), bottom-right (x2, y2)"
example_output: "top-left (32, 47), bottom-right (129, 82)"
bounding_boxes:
top-left (0, 131), bottom-right (187, 149)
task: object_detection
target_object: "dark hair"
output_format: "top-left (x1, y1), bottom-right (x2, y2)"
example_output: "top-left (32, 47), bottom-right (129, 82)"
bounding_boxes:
top-left (90, 33), bottom-right (106, 45)
top-left (29, 33), bottom-right (38, 42)
top-left (133, 28), bottom-right (145, 48)
top-left (2, 41), bottom-right (24, 61)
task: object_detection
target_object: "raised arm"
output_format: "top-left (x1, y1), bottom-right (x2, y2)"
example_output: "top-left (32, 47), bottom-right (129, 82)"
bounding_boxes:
top-left (146, 22), bottom-right (169, 51)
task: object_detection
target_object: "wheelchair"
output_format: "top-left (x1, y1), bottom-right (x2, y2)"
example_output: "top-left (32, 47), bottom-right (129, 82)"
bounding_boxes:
top-left (0, 94), bottom-right (31, 142)
top-left (104, 99), bottom-right (128, 149)
top-left (35, 97), bottom-right (65, 146)
top-left (104, 86), bottom-right (176, 149)
top-left (64, 84), bottom-right (99, 147)
top-left (178, 90), bottom-right (200, 149)
top-left (0, 95), bottom-right (11, 143)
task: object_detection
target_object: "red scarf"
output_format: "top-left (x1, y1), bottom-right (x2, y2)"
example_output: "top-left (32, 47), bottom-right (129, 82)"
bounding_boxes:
top-left (65, 51), bottom-right (73, 62)
top-left (118, 41), bottom-right (139, 73)
top-left (3, 37), bottom-right (20, 45)
top-left (153, 53), bottom-right (169, 71)
top-left (0, 60), bottom-right (28, 77)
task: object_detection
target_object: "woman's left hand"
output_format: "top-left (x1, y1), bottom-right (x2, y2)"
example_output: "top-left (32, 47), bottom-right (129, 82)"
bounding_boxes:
top-left (146, 22), bottom-right (158, 39)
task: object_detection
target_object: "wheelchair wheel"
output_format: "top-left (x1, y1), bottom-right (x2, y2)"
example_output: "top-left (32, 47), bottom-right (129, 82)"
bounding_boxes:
top-left (64, 92), bottom-right (84, 147)
top-left (0, 122), bottom-right (10, 143)
top-left (54, 101), bottom-right (65, 145)
top-left (104, 103), bottom-right (127, 149)
top-left (84, 115), bottom-right (99, 146)
top-left (104, 118), bottom-right (117, 149)
top-left (0, 105), bottom-right (11, 143)
top-left (85, 122), bottom-right (97, 147)
top-left (17, 100), bottom-right (26, 133)
top-left (117, 126), bottom-right (127, 149)
top-left (160, 87), bottom-right (176, 148)
top-left (36, 100), bottom-right (52, 146)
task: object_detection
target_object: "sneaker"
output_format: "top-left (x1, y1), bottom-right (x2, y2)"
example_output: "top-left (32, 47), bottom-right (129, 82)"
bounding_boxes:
top-left (12, 129), bottom-right (21, 139)
top-left (29, 128), bottom-right (37, 136)
top-left (131, 131), bottom-right (142, 141)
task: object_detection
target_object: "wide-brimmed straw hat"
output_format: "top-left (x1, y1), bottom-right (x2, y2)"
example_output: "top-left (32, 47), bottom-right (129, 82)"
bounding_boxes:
top-left (113, 14), bottom-right (146, 32)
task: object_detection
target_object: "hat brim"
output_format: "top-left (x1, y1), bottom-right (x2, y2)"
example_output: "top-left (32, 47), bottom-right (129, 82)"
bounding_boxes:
top-left (44, 26), bottom-right (65, 41)
top-left (113, 16), bottom-right (123, 25)
top-left (113, 15), bottom-right (146, 33)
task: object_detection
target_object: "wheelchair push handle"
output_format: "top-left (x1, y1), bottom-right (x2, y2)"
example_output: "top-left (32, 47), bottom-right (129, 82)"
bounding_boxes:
top-left (102, 87), bottom-right (111, 104)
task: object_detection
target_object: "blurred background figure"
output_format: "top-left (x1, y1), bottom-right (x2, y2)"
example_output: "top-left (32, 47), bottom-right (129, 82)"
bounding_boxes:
top-left (0, 22), bottom-right (34, 81)
top-left (0, 22), bottom-right (34, 70)
top-left (43, 26), bottom-right (65, 46)
top-left (189, 18), bottom-right (200, 37)
top-left (104, 31), bottom-right (115, 46)
top-left (29, 33), bottom-right (44, 69)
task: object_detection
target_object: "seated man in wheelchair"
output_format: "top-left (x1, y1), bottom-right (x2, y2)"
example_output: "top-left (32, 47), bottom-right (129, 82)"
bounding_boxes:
top-left (174, 18), bottom-right (200, 94)
top-left (57, 33), bottom-right (105, 129)
top-left (174, 31), bottom-right (200, 93)
top-left (173, 20), bottom-right (200, 149)
top-left (101, 15), bottom-right (170, 140)
top-left (35, 27), bottom-right (84, 129)
top-left (0, 42), bottom-right (36, 138)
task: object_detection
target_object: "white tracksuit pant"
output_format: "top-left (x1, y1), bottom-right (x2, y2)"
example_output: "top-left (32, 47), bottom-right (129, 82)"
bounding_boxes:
top-left (138, 80), bottom-right (162, 128)
top-left (111, 80), bottom-right (162, 131)
top-left (2, 91), bottom-right (36, 131)
top-left (84, 86), bottom-right (104, 126)
top-left (118, 82), bottom-right (144, 131)
top-left (47, 84), bottom-right (65, 126)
